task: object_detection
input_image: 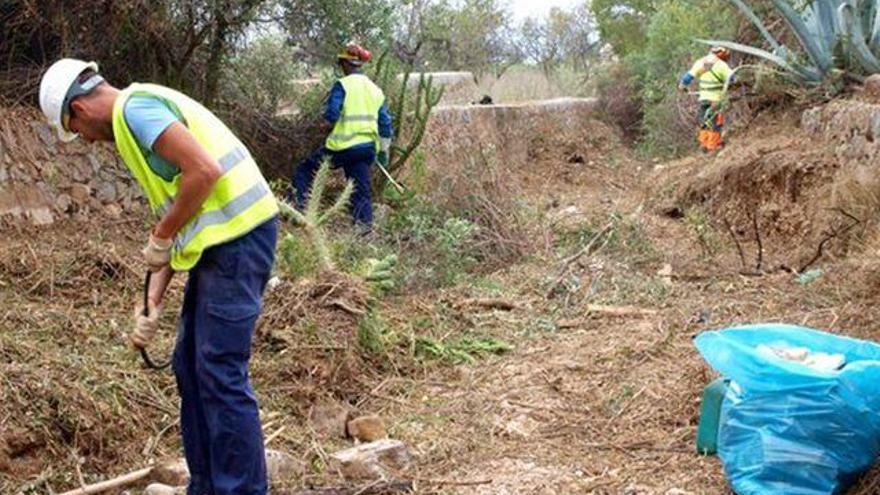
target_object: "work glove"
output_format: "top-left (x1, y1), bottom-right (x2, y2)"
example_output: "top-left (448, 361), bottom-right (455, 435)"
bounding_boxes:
top-left (377, 138), bottom-right (391, 167)
top-left (143, 232), bottom-right (173, 272)
top-left (131, 300), bottom-right (161, 348)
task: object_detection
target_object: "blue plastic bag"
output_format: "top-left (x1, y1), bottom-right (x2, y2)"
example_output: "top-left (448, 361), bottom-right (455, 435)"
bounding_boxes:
top-left (695, 324), bottom-right (880, 495)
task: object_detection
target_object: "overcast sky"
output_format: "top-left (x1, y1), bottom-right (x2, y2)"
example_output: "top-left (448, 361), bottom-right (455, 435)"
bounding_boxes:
top-left (508, 0), bottom-right (581, 22)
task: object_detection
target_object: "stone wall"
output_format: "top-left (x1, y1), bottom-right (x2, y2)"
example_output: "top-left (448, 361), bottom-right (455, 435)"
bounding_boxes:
top-left (801, 99), bottom-right (880, 162)
top-left (0, 97), bottom-right (602, 226)
top-left (0, 107), bottom-right (144, 226)
top-left (421, 97), bottom-right (600, 171)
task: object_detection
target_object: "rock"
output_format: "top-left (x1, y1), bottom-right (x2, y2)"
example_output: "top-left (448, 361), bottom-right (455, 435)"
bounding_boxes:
top-left (151, 458), bottom-right (190, 486)
top-left (346, 415), bottom-right (387, 442)
top-left (70, 184), bottom-right (91, 204)
top-left (329, 439), bottom-right (411, 480)
top-left (266, 276), bottom-right (282, 292)
top-left (56, 194), bottom-right (72, 213)
top-left (88, 153), bottom-right (102, 173)
top-left (493, 414), bottom-right (538, 439)
top-left (865, 74), bottom-right (880, 98)
top-left (308, 401), bottom-right (351, 439)
top-left (104, 203), bottom-right (123, 219)
top-left (34, 122), bottom-right (57, 148)
top-left (29, 207), bottom-right (53, 226)
top-left (143, 484), bottom-right (185, 495)
top-left (801, 107), bottom-right (823, 134)
top-left (265, 449), bottom-right (301, 482)
top-left (97, 181), bottom-right (117, 203)
top-left (624, 485), bottom-right (655, 495)
top-left (656, 263), bottom-right (673, 286)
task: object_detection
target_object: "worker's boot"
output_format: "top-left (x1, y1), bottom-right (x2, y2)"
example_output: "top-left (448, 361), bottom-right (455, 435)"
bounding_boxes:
top-left (698, 129), bottom-right (713, 153)
top-left (705, 131), bottom-right (723, 152)
top-left (266, 448), bottom-right (300, 483)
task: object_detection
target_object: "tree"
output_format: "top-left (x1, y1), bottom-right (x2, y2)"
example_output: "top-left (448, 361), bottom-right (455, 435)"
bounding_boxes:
top-left (416, 0), bottom-right (519, 76)
top-left (590, 0), bottom-right (657, 57)
top-left (279, 0), bottom-right (398, 68)
top-left (1, 0), bottom-right (276, 104)
top-left (518, 3), bottom-right (601, 74)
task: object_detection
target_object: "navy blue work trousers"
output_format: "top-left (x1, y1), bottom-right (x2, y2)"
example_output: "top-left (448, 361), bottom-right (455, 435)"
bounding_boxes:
top-left (173, 217), bottom-right (278, 495)
top-left (292, 145), bottom-right (374, 226)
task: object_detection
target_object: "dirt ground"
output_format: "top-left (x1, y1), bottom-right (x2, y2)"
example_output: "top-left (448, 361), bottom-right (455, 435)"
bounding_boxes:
top-left (4, 106), bottom-right (880, 494)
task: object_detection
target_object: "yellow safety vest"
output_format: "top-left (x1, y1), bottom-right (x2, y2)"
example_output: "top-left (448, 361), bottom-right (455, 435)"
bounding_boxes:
top-left (112, 83), bottom-right (279, 271)
top-left (325, 74), bottom-right (385, 151)
top-left (689, 55), bottom-right (732, 103)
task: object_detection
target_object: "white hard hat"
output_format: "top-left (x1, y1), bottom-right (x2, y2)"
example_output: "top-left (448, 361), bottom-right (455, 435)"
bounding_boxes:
top-left (39, 58), bottom-right (99, 142)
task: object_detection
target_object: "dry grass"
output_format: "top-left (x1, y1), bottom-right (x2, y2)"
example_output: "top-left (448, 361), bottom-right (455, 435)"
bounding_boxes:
top-left (477, 66), bottom-right (586, 104)
top-left (7, 98), bottom-right (880, 495)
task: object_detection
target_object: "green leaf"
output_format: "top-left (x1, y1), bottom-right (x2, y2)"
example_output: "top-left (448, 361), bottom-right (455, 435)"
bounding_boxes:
top-left (771, 0), bottom-right (834, 73)
top-left (839, 0), bottom-right (880, 72)
top-left (729, 0), bottom-right (783, 51)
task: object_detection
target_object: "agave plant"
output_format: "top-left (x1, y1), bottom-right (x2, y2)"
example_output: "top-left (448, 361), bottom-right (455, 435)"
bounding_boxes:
top-left (701, 0), bottom-right (880, 84)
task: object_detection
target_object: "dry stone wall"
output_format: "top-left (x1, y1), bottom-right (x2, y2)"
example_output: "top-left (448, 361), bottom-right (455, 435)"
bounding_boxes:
top-left (801, 99), bottom-right (880, 162)
top-left (0, 107), bottom-right (144, 226)
top-left (1, 98), bottom-right (601, 227)
top-left (421, 97), bottom-right (600, 171)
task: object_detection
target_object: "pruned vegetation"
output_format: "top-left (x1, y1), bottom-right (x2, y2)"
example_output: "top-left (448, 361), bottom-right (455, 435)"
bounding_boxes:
top-left (9, 0), bottom-right (880, 494)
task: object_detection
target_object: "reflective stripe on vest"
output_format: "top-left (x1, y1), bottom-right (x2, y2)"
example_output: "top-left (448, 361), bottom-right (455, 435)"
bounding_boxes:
top-left (156, 145), bottom-right (252, 215)
top-left (325, 74), bottom-right (385, 151)
top-left (174, 181), bottom-right (272, 251)
top-left (112, 83), bottom-right (279, 271)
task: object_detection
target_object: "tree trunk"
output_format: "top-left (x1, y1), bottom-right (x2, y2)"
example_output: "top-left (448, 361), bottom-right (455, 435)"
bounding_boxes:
top-left (203, 3), bottom-right (229, 107)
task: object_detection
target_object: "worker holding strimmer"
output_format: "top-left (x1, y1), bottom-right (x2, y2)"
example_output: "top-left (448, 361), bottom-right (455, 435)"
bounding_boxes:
top-left (291, 43), bottom-right (393, 233)
top-left (679, 46), bottom-right (734, 153)
top-left (39, 58), bottom-right (278, 495)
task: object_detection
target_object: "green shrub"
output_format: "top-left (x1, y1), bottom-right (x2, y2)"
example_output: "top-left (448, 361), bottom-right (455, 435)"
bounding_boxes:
top-left (223, 35), bottom-right (306, 113)
top-left (276, 233), bottom-right (320, 278)
top-left (414, 334), bottom-right (512, 364)
top-left (380, 201), bottom-right (481, 288)
top-left (358, 309), bottom-right (398, 355)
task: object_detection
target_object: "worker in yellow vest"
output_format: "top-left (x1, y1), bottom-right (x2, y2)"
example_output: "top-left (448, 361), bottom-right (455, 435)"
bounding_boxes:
top-left (679, 46), bottom-right (734, 153)
top-left (39, 59), bottom-right (278, 495)
top-left (291, 43), bottom-right (393, 232)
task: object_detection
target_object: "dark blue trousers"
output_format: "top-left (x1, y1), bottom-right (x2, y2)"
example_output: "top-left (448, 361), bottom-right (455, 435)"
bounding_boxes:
top-left (173, 217), bottom-right (278, 495)
top-left (292, 145), bottom-right (374, 227)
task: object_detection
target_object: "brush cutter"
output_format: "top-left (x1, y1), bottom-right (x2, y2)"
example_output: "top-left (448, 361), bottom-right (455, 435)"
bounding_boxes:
top-left (374, 157), bottom-right (406, 194)
top-left (138, 270), bottom-right (172, 370)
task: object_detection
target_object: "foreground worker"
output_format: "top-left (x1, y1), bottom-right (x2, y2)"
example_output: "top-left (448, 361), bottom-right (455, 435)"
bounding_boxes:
top-left (39, 59), bottom-right (279, 494)
top-left (678, 46), bottom-right (733, 152)
top-left (291, 43), bottom-right (393, 231)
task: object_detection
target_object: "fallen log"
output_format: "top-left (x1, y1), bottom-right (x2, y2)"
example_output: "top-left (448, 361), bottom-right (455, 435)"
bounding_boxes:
top-left (455, 297), bottom-right (518, 311)
top-left (57, 467), bottom-right (154, 495)
top-left (586, 304), bottom-right (657, 318)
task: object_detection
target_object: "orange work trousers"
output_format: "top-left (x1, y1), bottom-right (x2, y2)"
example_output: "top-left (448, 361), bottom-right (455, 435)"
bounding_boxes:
top-left (698, 101), bottom-right (724, 152)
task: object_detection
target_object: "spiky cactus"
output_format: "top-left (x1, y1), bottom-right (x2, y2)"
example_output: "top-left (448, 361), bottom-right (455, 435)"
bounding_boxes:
top-left (389, 71), bottom-right (444, 174)
top-left (370, 53), bottom-right (445, 190)
top-left (278, 158), bottom-right (353, 271)
top-left (362, 254), bottom-right (398, 293)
